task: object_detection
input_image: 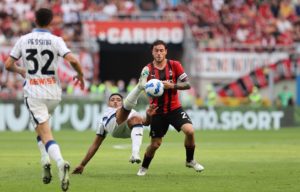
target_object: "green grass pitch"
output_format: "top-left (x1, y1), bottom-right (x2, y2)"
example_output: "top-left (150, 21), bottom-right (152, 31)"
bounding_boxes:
top-left (0, 129), bottom-right (300, 192)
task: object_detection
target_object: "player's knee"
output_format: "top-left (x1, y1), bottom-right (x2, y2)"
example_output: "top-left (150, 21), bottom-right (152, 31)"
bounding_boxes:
top-left (182, 123), bottom-right (194, 135)
top-left (128, 116), bottom-right (143, 126)
top-left (151, 141), bottom-right (161, 150)
top-left (183, 127), bottom-right (194, 136)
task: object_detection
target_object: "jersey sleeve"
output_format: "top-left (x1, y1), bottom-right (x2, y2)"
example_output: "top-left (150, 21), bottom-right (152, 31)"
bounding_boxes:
top-left (10, 37), bottom-right (23, 60)
top-left (96, 121), bottom-right (107, 137)
top-left (174, 61), bottom-right (188, 82)
top-left (57, 37), bottom-right (71, 57)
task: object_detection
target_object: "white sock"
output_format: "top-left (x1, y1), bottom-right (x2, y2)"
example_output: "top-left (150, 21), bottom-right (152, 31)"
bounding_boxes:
top-left (131, 125), bottom-right (143, 157)
top-left (37, 140), bottom-right (50, 165)
top-left (46, 141), bottom-right (64, 167)
top-left (124, 86), bottom-right (142, 110)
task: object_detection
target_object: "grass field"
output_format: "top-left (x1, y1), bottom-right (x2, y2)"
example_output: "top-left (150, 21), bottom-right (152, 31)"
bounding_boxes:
top-left (0, 129), bottom-right (300, 192)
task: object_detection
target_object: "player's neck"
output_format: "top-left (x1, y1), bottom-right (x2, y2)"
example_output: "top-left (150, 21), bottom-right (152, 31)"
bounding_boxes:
top-left (153, 59), bottom-right (167, 70)
top-left (36, 25), bottom-right (50, 31)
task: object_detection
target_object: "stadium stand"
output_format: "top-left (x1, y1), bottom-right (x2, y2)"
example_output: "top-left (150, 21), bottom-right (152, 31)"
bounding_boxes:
top-left (0, 0), bottom-right (299, 106)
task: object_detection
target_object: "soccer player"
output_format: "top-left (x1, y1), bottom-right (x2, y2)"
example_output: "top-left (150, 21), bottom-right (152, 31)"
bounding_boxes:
top-left (137, 40), bottom-right (204, 176)
top-left (72, 73), bottom-right (155, 174)
top-left (4, 8), bottom-right (84, 191)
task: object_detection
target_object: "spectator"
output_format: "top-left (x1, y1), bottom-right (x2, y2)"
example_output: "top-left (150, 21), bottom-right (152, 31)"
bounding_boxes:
top-left (205, 84), bottom-right (217, 109)
top-left (248, 86), bottom-right (262, 107)
top-left (127, 78), bottom-right (137, 93)
top-left (117, 79), bottom-right (126, 95)
top-left (277, 85), bottom-right (294, 107)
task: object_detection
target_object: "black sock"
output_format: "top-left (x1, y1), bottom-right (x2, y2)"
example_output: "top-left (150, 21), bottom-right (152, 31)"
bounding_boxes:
top-left (141, 154), bottom-right (153, 169)
top-left (185, 145), bottom-right (195, 162)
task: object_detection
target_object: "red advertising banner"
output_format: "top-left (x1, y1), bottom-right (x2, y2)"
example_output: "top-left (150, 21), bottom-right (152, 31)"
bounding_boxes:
top-left (84, 21), bottom-right (184, 44)
top-left (241, 75), bottom-right (254, 93)
top-left (254, 68), bottom-right (268, 87)
top-left (218, 56), bottom-right (300, 97)
top-left (229, 82), bottom-right (244, 97)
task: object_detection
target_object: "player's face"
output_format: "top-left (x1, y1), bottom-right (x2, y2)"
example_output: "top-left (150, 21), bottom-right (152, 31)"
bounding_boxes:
top-left (152, 44), bottom-right (167, 64)
top-left (108, 95), bottom-right (123, 108)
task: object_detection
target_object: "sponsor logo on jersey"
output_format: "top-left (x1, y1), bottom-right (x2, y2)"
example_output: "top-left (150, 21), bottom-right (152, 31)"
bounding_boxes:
top-left (29, 77), bottom-right (56, 85)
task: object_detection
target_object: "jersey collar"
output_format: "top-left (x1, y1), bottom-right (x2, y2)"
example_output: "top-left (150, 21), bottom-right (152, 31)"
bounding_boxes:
top-left (33, 28), bottom-right (51, 33)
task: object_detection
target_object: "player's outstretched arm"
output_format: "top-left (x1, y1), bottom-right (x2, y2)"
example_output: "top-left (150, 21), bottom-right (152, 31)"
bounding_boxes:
top-left (4, 57), bottom-right (26, 78)
top-left (64, 53), bottom-right (85, 90)
top-left (143, 104), bottom-right (158, 126)
top-left (162, 80), bottom-right (191, 90)
top-left (72, 135), bottom-right (105, 174)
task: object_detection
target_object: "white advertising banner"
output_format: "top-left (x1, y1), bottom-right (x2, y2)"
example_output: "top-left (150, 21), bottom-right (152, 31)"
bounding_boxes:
top-left (0, 103), bottom-right (285, 131)
top-left (190, 52), bottom-right (289, 78)
top-left (84, 21), bottom-right (184, 44)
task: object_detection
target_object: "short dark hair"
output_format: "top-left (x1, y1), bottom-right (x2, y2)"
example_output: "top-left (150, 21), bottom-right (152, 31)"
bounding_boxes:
top-left (109, 93), bottom-right (123, 101)
top-left (35, 8), bottom-right (53, 27)
top-left (151, 40), bottom-right (168, 50)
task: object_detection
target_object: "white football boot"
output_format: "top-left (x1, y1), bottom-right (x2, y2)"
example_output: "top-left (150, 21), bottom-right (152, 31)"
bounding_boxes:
top-left (129, 155), bottom-right (141, 164)
top-left (185, 160), bottom-right (204, 172)
top-left (137, 167), bottom-right (148, 176)
top-left (58, 161), bottom-right (70, 192)
top-left (138, 66), bottom-right (149, 90)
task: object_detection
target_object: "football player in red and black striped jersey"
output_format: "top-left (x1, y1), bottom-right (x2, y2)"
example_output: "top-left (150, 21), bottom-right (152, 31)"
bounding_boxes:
top-left (137, 40), bottom-right (204, 176)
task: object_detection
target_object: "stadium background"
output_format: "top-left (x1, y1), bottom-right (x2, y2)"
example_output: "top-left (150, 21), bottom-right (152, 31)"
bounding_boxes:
top-left (0, 0), bottom-right (299, 130)
top-left (0, 1), bottom-right (300, 192)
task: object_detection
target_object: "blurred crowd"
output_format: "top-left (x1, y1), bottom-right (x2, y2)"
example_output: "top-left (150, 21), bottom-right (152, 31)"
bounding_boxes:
top-left (0, 0), bottom-right (298, 106)
top-left (180, 0), bottom-right (300, 51)
top-left (0, 0), bottom-right (183, 45)
top-left (2, 0), bottom-right (300, 51)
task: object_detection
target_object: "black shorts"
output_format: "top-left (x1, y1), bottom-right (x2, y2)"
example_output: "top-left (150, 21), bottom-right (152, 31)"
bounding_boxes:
top-left (150, 107), bottom-right (192, 138)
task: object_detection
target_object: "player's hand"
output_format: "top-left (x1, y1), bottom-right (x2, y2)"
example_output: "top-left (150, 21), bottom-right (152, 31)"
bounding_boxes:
top-left (73, 74), bottom-right (85, 90)
top-left (72, 165), bottom-right (84, 174)
top-left (146, 104), bottom-right (158, 116)
top-left (161, 80), bottom-right (173, 89)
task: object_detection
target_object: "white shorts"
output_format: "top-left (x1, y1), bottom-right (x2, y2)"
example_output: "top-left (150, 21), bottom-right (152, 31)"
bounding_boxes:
top-left (24, 97), bottom-right (60, 128)
top-left (111, 121), bottom-right (131, 138)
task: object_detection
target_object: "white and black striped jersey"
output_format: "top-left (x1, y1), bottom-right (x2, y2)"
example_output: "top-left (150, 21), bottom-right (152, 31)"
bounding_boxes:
top-left (96, 107), bottom-right (138, 136)
top-left (10, 29), bottom-right (70, 100)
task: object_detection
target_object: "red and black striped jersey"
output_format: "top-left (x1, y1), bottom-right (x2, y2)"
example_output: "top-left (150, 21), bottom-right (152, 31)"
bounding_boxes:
top-left (146, 59), bottom-right (188, 114)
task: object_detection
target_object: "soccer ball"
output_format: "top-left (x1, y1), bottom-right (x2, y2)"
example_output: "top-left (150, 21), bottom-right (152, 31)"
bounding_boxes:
top-left (145, 79), bottom-right (164, 97)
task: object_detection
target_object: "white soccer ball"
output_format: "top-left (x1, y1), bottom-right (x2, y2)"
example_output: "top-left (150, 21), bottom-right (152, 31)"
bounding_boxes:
top-left (145, 79), bottom-right (164, 97)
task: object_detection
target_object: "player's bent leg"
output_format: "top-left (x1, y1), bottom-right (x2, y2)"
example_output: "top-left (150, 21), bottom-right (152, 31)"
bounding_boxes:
top-left (124, 66), bottom-right (149, 110)
top-left (138, 66), bottom-right (149, 90)
top-left (35, 123), bottom-right (55, 184)
top-left (128, 117), bottom-right (144, 164)
top-left (44, 140), bottom-right (70, 190)
top-left (37, 123), bottom-right (70, 190)
top-left (36, 135), bottom-right (52, 184)
top-left (181, 124), bottom-right (204, 172)
top-left (137, 138), bottom-right (162, 176)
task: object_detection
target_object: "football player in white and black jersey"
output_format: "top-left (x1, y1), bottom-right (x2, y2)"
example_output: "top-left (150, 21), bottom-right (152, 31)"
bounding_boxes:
top-left (4, 8), bottom-right (84, 192)
top-left (72, 66), bottom-right (155, 174)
